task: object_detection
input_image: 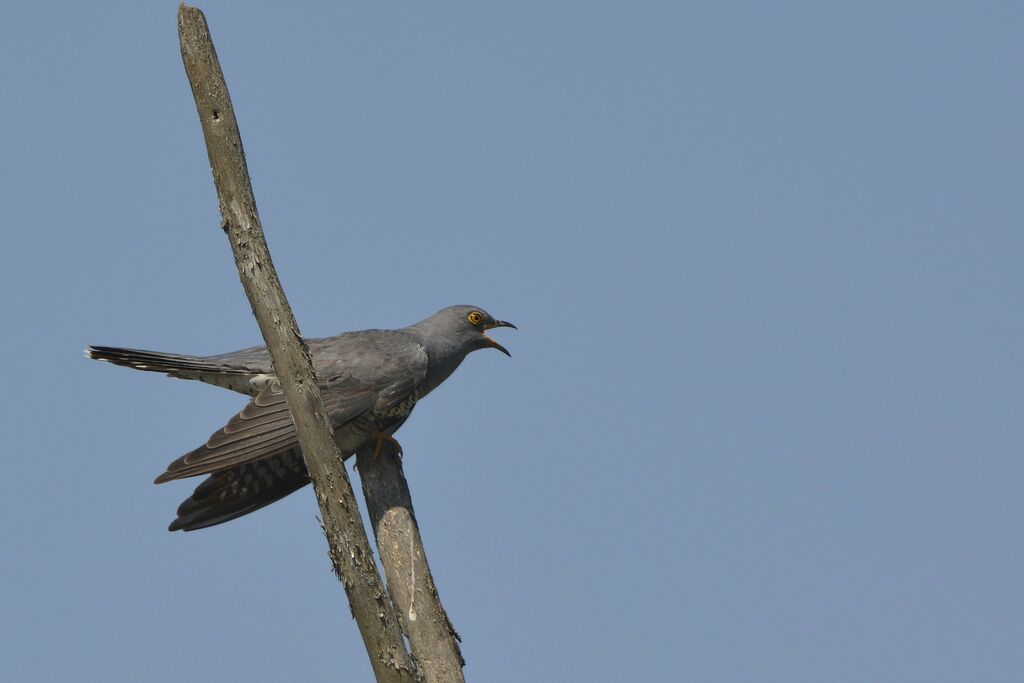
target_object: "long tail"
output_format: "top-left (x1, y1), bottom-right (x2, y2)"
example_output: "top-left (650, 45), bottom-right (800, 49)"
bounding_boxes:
top-left (85, 345), bottom-right (265, 394)
top-left (86, 345), bottom-right (232, 376)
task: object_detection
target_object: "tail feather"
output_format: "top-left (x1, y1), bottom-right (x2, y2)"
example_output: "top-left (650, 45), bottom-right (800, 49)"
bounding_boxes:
top-left (85, 346), bottom-right (266, 394)
top-left (86, 345), bottom-right (235, 375)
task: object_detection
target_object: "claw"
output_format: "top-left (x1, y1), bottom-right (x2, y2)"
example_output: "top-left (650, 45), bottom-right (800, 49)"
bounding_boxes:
top-left (373, 431), bottom-right (403, 461)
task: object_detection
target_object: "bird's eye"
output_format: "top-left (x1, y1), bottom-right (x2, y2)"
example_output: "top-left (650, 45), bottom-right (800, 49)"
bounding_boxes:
top-left (467, 311), bottom-right (483, 326)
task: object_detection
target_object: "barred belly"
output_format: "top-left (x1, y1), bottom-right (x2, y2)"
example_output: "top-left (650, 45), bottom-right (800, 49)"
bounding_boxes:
top-left (338, 389), bottom-right (419, 452)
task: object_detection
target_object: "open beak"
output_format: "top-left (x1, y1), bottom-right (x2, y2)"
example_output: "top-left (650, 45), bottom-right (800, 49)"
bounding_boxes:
top-left (482, 320), bottom-right (516, 357)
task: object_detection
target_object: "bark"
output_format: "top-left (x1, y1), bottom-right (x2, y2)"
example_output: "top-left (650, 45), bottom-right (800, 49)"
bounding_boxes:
top-left (176, 6), bottom-right (417, 681)
top-left (357, 445), bottom-right (467, 683)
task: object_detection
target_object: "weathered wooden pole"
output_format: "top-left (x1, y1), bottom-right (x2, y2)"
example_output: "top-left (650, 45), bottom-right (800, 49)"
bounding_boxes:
top-left (176, 6), bottom-right (417, 681)
top-left (358, 445), bottom-right (466, 683)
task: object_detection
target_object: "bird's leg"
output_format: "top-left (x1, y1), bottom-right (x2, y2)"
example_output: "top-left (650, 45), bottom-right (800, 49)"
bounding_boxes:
top-left (373, 431), bottom-right (404, 461)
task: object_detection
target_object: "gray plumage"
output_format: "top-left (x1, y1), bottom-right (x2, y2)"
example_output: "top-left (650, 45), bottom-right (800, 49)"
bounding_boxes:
top-left (87, 305), bottom-right (515, 531)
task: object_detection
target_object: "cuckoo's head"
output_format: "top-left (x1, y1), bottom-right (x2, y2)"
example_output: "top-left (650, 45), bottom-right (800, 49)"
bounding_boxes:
top-left (420, 305), bottom-right (517, 357)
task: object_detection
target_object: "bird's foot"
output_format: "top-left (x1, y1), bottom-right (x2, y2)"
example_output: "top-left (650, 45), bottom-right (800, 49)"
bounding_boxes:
top-left (373, 432), bottom-right (403, 461)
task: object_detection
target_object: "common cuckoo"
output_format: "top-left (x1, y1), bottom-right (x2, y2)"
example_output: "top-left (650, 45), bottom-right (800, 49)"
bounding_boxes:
top-left (87, 305), bottom-right (515, 531)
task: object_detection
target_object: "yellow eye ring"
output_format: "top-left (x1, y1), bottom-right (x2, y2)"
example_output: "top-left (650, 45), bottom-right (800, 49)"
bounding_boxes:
top-left (467, 311), bottom-right (483, 326)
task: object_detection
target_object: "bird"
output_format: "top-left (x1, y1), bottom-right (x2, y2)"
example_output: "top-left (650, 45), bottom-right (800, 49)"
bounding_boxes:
top-left (87, 305), bottom-right (515, 532)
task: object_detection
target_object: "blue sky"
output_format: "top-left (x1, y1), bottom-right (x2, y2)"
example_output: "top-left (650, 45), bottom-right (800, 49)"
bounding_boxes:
top-left (1, 2), bottom-right (1022, 681)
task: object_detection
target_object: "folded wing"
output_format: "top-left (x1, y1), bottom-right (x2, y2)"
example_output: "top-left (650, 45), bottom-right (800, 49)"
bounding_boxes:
top-left (155, 377), bottom-right (378, 483)
top-left (168, 448), bottom-right (311, 531)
